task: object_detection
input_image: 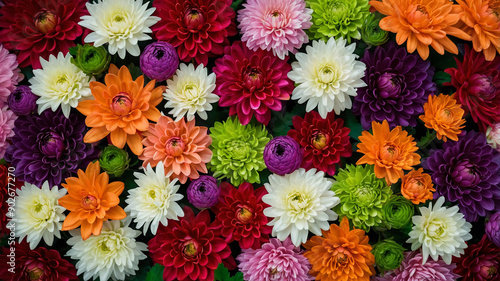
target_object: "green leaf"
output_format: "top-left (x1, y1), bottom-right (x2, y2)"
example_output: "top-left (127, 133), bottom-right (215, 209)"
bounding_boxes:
top-left (433, 71), bottom-right (451, 85)
top-left (340, 110), bottom-right (364, 141)
top-left (214, 263), bottom-right (231, 281)
top-left (145, 264), bottom-right (164, 281)
top-left (230, 0), bottom-right (245, 11)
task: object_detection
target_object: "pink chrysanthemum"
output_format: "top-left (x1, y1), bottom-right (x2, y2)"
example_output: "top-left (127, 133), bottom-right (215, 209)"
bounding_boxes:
top-left (237, 0), bottom-right (312, 60)
top-left (0, 106), bottom-right (17, 159)
top-left (0, 45), bottom-right (23, 107)
top-left (237, 237), bottom-right (313, 281)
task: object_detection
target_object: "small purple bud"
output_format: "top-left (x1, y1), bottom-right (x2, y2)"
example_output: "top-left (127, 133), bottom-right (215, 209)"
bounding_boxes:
top-left (263, 136), bottom-right (302, 175)
top-left (187, 175), bottom-right (220, 209)
top-left (140, 41), bottom-right (179, 81)
top-left (7, 86), bottom-right (38, 116)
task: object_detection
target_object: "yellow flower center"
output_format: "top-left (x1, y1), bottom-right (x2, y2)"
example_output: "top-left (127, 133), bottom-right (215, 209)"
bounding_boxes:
top-left (318, 65), bottom-right (338, 85)
top-left (26, 266), bottom-right (44, 280)
top-left (34, 9), bottom-right (57, 34)
top-left (236, 206), bottom-right (254, 223)
top-left (182, 240), bottom-right (200, 259)
top-left (311, 130), bottom-right (329, 150)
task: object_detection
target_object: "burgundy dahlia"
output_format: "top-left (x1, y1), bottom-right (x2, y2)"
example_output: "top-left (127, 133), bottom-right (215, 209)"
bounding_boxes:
top-left (423, 131), bottom-right (500, 221)
top-left (352, 42), bottom-right (436, 130)
top-left (7, 85), bottom-right (38, 116)
top-left (0, 0), bottom-right (87, 69)
top-left (263, 135), bottom-right (302, 175)
top-left (486, 212), bottom-right (500, 247)
top-left (140, 41), bottom-right (179, 81)
top-left (213, 41), bottom-right (294, 125)
top-left (287, 111), bottom-right (352, 176)
top-left (187, 175), bottom-right (220, 209)
top-left (152, 0), bottom-right (237, 66)
top-left (453, 235), bottom-right (500, 281)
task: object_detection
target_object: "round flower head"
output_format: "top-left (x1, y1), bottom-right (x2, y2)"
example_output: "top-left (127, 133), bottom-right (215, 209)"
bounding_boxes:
top-left (66, 219), bottom-right (148, 281)
top-left (263, 136), bottom-right (303, 175)
top-left (79, 0), bottom-right (160, 59)
top-left (419, 94), bottom-right (466, 142)
top-left (262, 168), bottom-right (340, 246)
top-left (0, 44), bottom-right (23, 107)
top-left (125, 161), bottom-right (184, 235)
top-left (12, 181), bottom-right (66, 250)
top-left (7, 86), bottom-right (38, 116)
top-left (360, 13), bottom-right (389, 46)
top-left (407, 196), bottom-right (473, 264)
top-left (372, 239), bottom-right (406, 272)
top-left (140, 41), bottom-right (179, 81)
top-left (237, 0), bottom-right (312, 60)
top-left (164, 63), bottom-right (219, 121)
top-left (453, 235), bottom-right (500, 281)
top-left (486, 123), bottom-right (500, 152)
top-left (288, 37), bottom-right (366, 118)
top-left (486, 212), bottom-right (500, 247)
top-left (237, 237), bottom-right (313, 281)
top-left (382, 195), bottom-right (414, 229)
top-left (0, 106), bottom-right (16, 159)
top-left (29, 52), bottom-right (93, 118)
top-left (209, 117), bottom-right (270, 185)
top-left (401, 168), bottom-right (435, 205)
top-left (98, 145), bottom-right (130, 177)
top-left (187, 175), bottom-right (220, 209)
top-left (70, 44), bottom-right (111, 76)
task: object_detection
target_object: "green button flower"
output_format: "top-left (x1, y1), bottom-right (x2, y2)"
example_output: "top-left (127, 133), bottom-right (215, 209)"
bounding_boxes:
top-left (361, 13), bottom-right (389, 46)
top-left (98, 145), bottom-right (130, 177)
top-left (70, 44), bottom-right (111, 76)
top-left (372, 239), bottom-right (405, 272)
top-left (382, 195), bottom-right (415, 229)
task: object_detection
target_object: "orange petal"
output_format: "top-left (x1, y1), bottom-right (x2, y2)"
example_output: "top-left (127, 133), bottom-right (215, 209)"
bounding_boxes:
top-left (101, 192), bottom-right (120, 207)
top-left (91, 219), bottom-right (104, 237)
top-left (108, 64), bottom-right (119, 75)
top-left (80, 220), bottom-right (93, 241)
top-left (106, 182), bottom-right (125, 196)
top-left (84, 127), bottom-right (110, 143)
top-left (77, 100), bottom-right (97, 116)
top-left (110, 129), bottom-right (127, 148)
top-left (106, 206), bottom-right (127, 220)
top-left (127, 133), bottom-right (144, 155)
top-left (118, 66), bottom-right (133, 82)
top-left (62, 211), bottom-right (82, 231)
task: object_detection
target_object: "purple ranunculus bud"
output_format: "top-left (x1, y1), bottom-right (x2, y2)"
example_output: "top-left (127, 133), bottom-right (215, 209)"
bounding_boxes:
top-left (7, 85), bottom-right (38, 116)
top-left (187, 175), bottom-right (220, 209)
top-left (140, 41), bottom-right (179, 81)
top-left (486, 212), bottom-right (500, 247)
top-left (38, 130), bottom-right (65, 159)
top-left (263, 136), bottom-right (302, 175)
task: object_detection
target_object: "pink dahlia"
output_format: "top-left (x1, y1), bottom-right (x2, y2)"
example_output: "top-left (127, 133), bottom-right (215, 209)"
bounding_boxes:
top-left (213, 41), bottom-right (294, 125)
top-left (238, 0), bottom-right (312, 60)
top-left (0, 45), bottom-right (23, 107)
top-left (0, 106), bottom-right (17, 159)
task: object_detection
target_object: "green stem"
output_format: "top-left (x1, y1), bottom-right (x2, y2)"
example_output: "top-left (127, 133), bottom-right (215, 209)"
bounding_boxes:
top-left (417, 130), bottom-right (436, 149)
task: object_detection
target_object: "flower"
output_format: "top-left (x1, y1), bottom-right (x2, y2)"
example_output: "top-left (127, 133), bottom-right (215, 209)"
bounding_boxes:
top-left (263, 136), bottom-right (303, 175)
top-left (370, 0), bottom-right (471, 60)
top-left (58, 161), bottom-right (126, 241)
top-left (12, 181), bottom-right (66, 249)
top-left (288, 111), bottom-right (352, 176)
top-left (237, 0), bottom-right (312, 60)
top-left (356, 120), bottom-right (421, 185)
top-left (237, 237), bottom-right (313, 281)
top-left (407, 196), bottom-right (473, 264)
top-left (7, 86), bottom-right (38, 116)
top-left (140, 41), bottom-right (179, 81)
top-left (287, 37), bottom-right (366, 118)
top-left (360, 13), bottom-right (389, 46)
top-left (445, 45), bottom-right (500, 131)
top-left (487, 123), bottom-right (500, 151)
top-left (187, 175), bottom-right (220, 209)
top-left (148, 207), bottom-right (235, 281)
top-left (213, 41), bottom-right (293, 125)
top-left (79, 0), bottom-right (160, 59)
top-left (29, 52), bottom-right (93, 118)
top-left (0, 44), bottom-right (23, 106)
top-left (303, 217), bottom-right (376, 281)
top-left (382, 195), bottom-right (414, 229)
top-left (419, 94), bottom-right (466, 141)
top-left (209, 117), bottom-right (270, 185)
top-left (98, 145), bottom-right (130, 177)
top-left (0, 0), bottom-right (87, 68)
top-left (262, 168), bottom-right (340, 246)
top-left (372, 239), bottom-right (406, 272)
top-left (5, 110), bottom-right (96, 187)
top-left (453, 235), bottom-right (500, 281)
top-left (164, 63), bottom-right (219, 121)
top-left (0, 106), bottom-right (16, 159)
top-left (401, 168), bottom-right (435, 205)
top-left (125, 161), bottom-right (184, 235)
top-left (140, 115), bottom-right (212, 184)
top-left (331, 164), bottom-right (392, 230)
top-left (213, 182), bottom-right (272, 249)
top-left (0, 241), bottom-right (78, 281)
top-left (66, 219), bottom-right (148, 281)
top-left (152, 0), bottom-right (237, 66)
top-left (69, 44), bottom-right (111, 76)
top-left (486, 212), bottom-right (500, 247)
top-left (423, 131), bottom-right (500, 221)
top-left (77, 65), bottom-right (163, 156)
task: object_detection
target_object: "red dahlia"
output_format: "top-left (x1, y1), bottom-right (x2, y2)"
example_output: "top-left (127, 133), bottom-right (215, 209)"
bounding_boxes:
top-left (148, 206), bottom-right (236, 281)
top-left (288, 111), bottom-right (352, 176)
top-left (453, 235), bottom-right (500, 281)
top-left (213, 41), bottom-right (294, 125)
top-left (152, 0), bottom-right (237, 66)
top-left (0, 0), bottom-right (87, 69)
top-left (212, 182), bottom-right (272, 249)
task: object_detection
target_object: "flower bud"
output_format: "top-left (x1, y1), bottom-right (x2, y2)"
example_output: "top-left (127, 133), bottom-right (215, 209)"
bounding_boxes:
top-left (70, 44), bottom-right (111, 76)
top-left (140, 41), bottom-right (179, 81)
top-left (382, 196), bottom-right (414, 229)
top-left (372, 239), bottom-right (405, 272)
top-left (7, 86), bottom-right (38, 116)
top-left (263, 136), bottom-right (302, 175)
top-left (98, 145), bottom-right (130, 177)
top-left (187, 175), bottom-right (220, 209)
top-left (34, 9), bottom-right (57, 34)
top-left (361, 13), bottom-right (389, 46)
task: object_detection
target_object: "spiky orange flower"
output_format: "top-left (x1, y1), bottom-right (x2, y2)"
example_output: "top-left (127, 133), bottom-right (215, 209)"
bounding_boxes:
top-left (77, 65), bottom-right (163, 155)
top-left (401, 168), bottom-right (435, 204)
top-left (370, 0), bottom-right (471, 60)
top-left (356, 120), bottom-right (421, 185)
top-left (58, 161), bottom-right (126, 240)
top-left (303, 217), bottom-right (376, 281)
top-left (419, 94), bottom-right (466, 142)
top-left (456, 0), bottom-right (500, 61)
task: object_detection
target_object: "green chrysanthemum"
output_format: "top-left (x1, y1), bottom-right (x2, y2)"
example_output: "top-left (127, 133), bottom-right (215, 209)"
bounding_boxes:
top-left (372, 239), bottom-right (405, 272)
top-left (382, 195), bottom-right (414, 229)
top-left (361, 13), bottom-right (389, 46)
top-left (209, 117), bottom-right (270, 186)
top-left (307, 0), bottom-right (370, 43)
top-left (331, 164), bottom-right (392, 230)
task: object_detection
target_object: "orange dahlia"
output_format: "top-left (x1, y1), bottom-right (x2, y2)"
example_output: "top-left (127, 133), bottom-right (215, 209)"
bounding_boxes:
top-left (401, 168), bottom-right (435, 204)
top-left (58, 161), bottom-right (126, 240)
top-left (457, 0), bottom-right (500, 61)
top-left (140, 115), bottom-right (212, 184)
top-left (419, 94), bottom-right (466, 142)
top-left (303, 217), bottom-right (376, 281)
top-left (356, 120), bottom-right (421, 185)
top-left (77, 65), bottom-right (163, 155)
top-left (370, 0), bottom-right (471, 60)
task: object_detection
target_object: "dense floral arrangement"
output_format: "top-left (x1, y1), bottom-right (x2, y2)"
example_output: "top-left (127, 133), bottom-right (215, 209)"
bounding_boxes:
top-left (1, 0), bottom-right (500, 280)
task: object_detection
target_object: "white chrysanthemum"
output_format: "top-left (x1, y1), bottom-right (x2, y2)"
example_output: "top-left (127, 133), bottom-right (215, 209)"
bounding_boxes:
top-left (124, 161), bottom-right (184, 235)
top-left (67, 219), bottom-right (148, 281)
top-left (79, 0), bottom-right (160, 59)
top-left (12, 181), bottom-right (66, 250)
top-left (29, 52), bottom-right (93, 118)
top-left (407, 196), bottom-right (473, 265)
top-left (163, 63), bottom-right (219, 121)
top-left (287, 37), bottom-right (366, 118)
top-left (262, 168), bottom-right (340, 246)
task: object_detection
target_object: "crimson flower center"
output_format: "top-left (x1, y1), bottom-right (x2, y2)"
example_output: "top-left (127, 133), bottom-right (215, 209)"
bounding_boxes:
top-left (165, 137), bottom-right (185, 157)
top-left (34, 9), bottom-right (57, 34)
top-left (81, 195), bottom-right (98, 210)
top-left (184, 8), bottom-right (205, 29)
top-left (243, 66), bottom-right (265, 90)
top-left (111, 92), bottom-right (132, 116)
top-left (236, 206), bottom-right (254, 223)
top-left (26, 266), bottom-right (44, 280)
top-left (182, 240), bottom-right (200, 259)
top-left (311, 130), bottom-right (329, 149)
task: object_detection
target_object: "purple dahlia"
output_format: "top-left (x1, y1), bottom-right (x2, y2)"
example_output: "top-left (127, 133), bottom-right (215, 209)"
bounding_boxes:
top-left (486, 212), bottom-right (500, 247)
top-left (263, 136), bottom-right (302, 175)
top-left (352, 42), bottom-right (436, 130)
top-left (423, 131), bottom-right (500, 222)
top-left (5, 110), bottom-right (97, 187)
